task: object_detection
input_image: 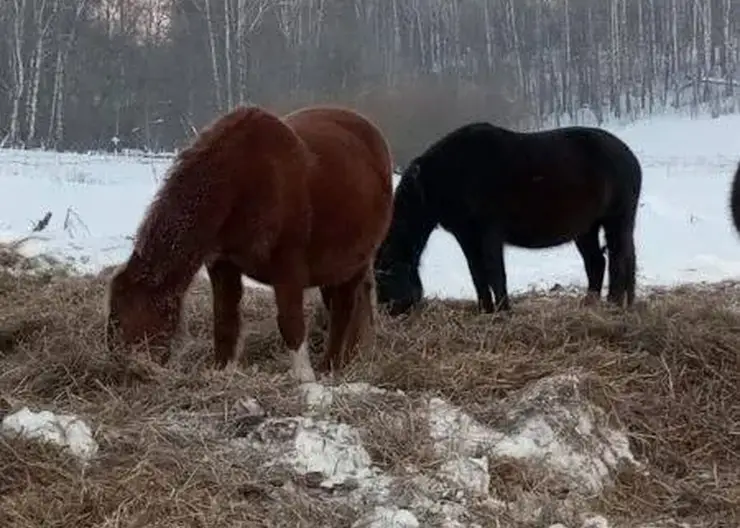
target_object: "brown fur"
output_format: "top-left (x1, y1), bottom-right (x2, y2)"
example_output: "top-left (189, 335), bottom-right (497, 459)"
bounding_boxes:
top-left (105, 105), bottom-right (394, 375)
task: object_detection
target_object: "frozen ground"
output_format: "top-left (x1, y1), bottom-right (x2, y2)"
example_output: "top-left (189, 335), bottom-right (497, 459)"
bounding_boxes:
top-left (0, 372), bottom-right (647, 527)
top-left (1, 112), bottom-right (739, 297)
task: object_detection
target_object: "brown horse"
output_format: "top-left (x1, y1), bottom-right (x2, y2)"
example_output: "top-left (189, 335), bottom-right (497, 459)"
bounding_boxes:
top-left (104, 105), bottom-right (394, 383)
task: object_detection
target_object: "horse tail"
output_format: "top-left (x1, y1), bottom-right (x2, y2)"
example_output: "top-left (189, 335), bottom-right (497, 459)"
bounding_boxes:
top-left (590, 130), bottom-right (641, 303)
top-left (580, 128), bottom-right (642, 221)
top-left (731, 160), bottom-right (740, 235)
top-left (132, 107), bottom-right (269, 288)
top-left (598, 131), bottom-right (642, 208)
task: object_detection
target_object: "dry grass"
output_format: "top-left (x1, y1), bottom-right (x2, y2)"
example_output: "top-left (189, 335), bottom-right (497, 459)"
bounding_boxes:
top-left (0, 243), bottom-right (738, 527)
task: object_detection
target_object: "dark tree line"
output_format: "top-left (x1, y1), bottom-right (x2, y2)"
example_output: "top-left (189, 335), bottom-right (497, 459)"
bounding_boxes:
top-left (0, 0), bottom-right (738, 164)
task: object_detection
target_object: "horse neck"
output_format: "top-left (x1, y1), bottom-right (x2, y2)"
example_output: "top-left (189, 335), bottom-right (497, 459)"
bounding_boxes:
top-left (130, 189), bottom-right (221, 298)
top-left (380, 184), bottom-right (438, 270)
top-left (129, 238), bottom-right (204, 299)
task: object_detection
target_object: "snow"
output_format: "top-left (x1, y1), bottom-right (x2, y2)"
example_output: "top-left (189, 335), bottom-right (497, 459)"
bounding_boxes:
top-left (580, 516), bottom-right (610, 528)
top-left (1, 112), bottom-right (740, 298)
top-left (302, 380), bottom-right (402, 412)
top-left (0, 149), bottom-right (161, 274)
top-left (1, 406), bottom-right (98, 463)
top-left (241, 414), bottom-right (394, 504)
top-left (235, 375), bottom-right (640, 526)
top-left (352, 507), bottom-right (420, 528)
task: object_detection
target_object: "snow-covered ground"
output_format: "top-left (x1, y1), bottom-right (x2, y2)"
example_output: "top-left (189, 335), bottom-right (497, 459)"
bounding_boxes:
top-left (1, 112), bottom-right (739, 298)
top-left (1, 373), bottom-right (645, 527)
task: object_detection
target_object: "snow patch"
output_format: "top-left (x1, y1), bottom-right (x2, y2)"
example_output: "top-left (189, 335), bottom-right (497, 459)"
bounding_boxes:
top-left (545, 519), bottom-right (614, 528)
top-left (301, 381), bottom-right (404, 413)
top-left (236, 415), bottom-right (393, 503)
top-left (580, 515), bottom-right (611, 528)
top-left (1, 407), bottom-right (98, 463)
top-left (428, 373), bottom-right (640, 495)
top-left (352, 506), bottom-right (420, 528)
top-left (438, 455), bottom-right (490, 497)
top-left (0, 236), bottom-right (74, 276)
top-left (232, 373), bottom-right (640, 526)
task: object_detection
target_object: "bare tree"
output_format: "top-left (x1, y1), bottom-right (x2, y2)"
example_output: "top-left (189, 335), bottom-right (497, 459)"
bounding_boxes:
top-left (25, 0), bottom-right (55, 146)
top-left (8, 0), bottom-right (28, 145)
top-left (0, 0), bottom-right (739, 153)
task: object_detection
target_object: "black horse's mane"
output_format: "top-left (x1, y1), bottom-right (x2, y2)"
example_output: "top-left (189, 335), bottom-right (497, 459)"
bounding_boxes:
top-left (376, 162), bottom-right (438, 272)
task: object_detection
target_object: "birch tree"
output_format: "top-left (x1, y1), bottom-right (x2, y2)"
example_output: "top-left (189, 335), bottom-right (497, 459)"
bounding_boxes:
top-left (8, 0), bottom-right (27, 145)
top-left (25, 0), bottom-right (55, 146)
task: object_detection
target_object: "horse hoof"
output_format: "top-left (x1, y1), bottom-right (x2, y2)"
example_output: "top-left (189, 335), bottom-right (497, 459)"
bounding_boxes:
top-left (212, 357), bottom-right (229, 370)
top-left (291, 363), bottom-right (318, 384)
top-left (581, 292), bottom-right (601, 307)
top-left (316, 356), bottom-right (337, 374)
top-left (291, 369), bottom-right (317, 384)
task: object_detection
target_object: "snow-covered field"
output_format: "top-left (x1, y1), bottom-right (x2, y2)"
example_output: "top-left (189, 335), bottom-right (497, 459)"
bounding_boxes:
top-left (1, 112), bottom-right (740, 296)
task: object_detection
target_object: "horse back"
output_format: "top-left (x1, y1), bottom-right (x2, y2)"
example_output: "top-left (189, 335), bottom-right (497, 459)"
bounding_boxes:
top-left (283, 106), bottom-right (394, 283)
top-left (422, 124), bottom-right (640, 247)
top-left (498, 133), bottom-right (611, 244)
top-left (285, 106), bottom-right (393, 180)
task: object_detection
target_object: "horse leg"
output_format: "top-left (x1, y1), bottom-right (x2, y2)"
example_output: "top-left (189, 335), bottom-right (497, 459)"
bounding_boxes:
top-left (481, 231), bottom-right (510, 311)
top-left (365, 263), bottom-right (378, 330)
top-left (207, 258), bottom-right (244, 368)
top-left (346, 265), bottom-right (377, 358)
top-left (452, 229), bottom-right (495, 313)
top-left (317, 285), bottom-right (345, 373)
top-left (274, 282), bottom-right (316, 383)
top-left (318, 267), bottom-right (368, 372)
top-left (623, 232), bottom-right (637, 307)
top-left (603, 217), bottom-right (635, 308)
top-left (574, 225), bottom-right (606, 306)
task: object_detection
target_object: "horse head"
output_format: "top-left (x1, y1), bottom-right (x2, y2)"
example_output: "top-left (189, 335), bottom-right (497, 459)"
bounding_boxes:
top-left (374, 260), bottom-right (424, 316)
top-left (104, 259), bottom-right (183, 364)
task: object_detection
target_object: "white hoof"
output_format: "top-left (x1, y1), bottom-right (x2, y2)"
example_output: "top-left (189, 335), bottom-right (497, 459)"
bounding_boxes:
top-left (289, 341), bottom-right (317, 383)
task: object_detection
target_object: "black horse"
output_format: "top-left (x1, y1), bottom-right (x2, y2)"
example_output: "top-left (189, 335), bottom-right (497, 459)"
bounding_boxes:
top-left (375, 122), bottom-right (643, 316)
top-left (730, 161), bottom-right (740, 235)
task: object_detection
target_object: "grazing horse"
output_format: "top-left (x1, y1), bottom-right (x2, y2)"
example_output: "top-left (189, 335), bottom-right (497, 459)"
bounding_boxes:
top-left (105, 105), bottom-right (394, 383)
top-left (375, 122), bottom-right (642, 316)
top-left (731, 161), bottom-right (740, 235)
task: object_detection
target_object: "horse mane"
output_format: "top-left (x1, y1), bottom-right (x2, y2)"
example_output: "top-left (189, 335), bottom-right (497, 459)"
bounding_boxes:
top-left (130, 106), bottom-right (285, 290)
top-left (376, 163), bottom-right (438, 272)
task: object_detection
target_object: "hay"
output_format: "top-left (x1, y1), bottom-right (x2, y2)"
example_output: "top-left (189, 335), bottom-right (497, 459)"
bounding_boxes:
top-left (0, 247), bottom-right (738, 527)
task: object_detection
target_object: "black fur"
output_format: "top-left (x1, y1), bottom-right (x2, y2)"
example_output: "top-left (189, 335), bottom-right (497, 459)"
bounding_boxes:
top-left (375, 122), bottom-right (643, 316)
top-left (731, 161), bottom-right (740, 235)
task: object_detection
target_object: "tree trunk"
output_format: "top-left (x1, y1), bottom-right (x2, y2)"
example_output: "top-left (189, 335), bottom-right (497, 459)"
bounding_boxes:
top-left (224, 0), bottom-right (233, 109)
top-left (204, 0), bottom-right (223, 112)
top-left (26, 0), bottom-right (53, 146)
top-left (9, 0), bottom-right (28, 146)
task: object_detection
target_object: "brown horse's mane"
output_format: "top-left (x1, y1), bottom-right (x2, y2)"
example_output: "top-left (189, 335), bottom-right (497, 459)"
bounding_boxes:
top-left (130, 106), bottom-right (290, 291)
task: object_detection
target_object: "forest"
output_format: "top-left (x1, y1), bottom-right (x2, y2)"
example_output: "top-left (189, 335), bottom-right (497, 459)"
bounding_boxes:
top-left (0, 0), bottom-right (738, 164)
